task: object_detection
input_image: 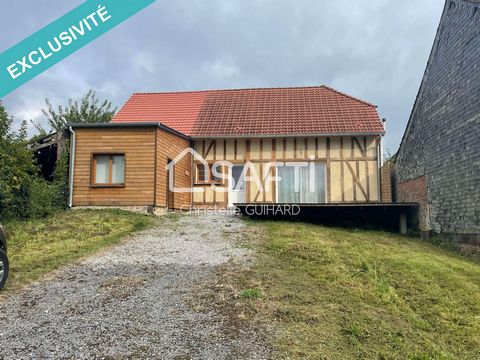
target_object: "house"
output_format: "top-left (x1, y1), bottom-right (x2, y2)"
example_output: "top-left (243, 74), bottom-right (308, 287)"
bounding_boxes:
top-left (395, 0), bottom-right (480, 243)
top-left (68, 86), bottom-right (387, 214)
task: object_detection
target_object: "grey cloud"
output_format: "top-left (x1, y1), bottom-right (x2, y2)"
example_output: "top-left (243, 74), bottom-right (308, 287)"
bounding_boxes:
top-left (0, 0), bottom-right (444, 150)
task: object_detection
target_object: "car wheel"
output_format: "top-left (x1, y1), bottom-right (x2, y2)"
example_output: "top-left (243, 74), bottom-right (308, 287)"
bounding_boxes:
top-left (0, 249), bottom-right (8, 290)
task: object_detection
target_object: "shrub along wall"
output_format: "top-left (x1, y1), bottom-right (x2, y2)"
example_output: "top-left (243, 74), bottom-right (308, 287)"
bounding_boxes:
top-left (0, 102), bottom-right (68, 221)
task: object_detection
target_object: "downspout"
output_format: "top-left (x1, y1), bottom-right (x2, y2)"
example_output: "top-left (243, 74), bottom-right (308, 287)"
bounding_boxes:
top-left (380, 118), bottom-right (387, 167)
top-left (380, 137), bottom-right (384, 167)
top-left (68, 126), bottom-right (76, 208)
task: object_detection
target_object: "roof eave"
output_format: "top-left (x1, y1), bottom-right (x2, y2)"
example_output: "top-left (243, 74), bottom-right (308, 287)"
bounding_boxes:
top-left (66, 122), bottom-right (191, 141)
top-left (190, 131), bottom-right (385, 139)
top-left (67, 122), bottom-right (385, 140)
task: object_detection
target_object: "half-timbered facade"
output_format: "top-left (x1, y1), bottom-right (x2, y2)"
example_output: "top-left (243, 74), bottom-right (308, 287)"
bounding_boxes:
top-left (190, 136), bottom-right (381, 207)
top-left (69, 86), bottom-right (385, 212)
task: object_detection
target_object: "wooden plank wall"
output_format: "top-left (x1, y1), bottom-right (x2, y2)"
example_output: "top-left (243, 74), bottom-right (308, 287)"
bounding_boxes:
top-left (193, 136), bottom-right (380, 205)
top-left (155, 128), bottom-right (192, 210)
top-left (72, 128), bottom-right (156, 206)
top-left (73, 127), bottom-right (192, 209)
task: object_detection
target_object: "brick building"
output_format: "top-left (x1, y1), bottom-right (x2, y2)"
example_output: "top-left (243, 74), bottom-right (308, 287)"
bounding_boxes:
top-left (395, 0), bottom-right (480, 242)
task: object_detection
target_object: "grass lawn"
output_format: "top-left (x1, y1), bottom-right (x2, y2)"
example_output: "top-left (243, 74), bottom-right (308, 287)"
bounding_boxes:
top-left (233, 221), bottom-right (480, 360)
top-left (2, 209), bottom-right (153, 291)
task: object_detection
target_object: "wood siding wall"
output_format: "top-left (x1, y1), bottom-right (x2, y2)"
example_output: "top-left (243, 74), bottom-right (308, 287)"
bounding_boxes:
top-left (72, 127), bottom-right (192, 209)
top-left (193, 136), bottom-right (380, 206)
top-left (72, 128), bottom-right (156, 206)
top-left (380, 161), bottom-right (393, 203)
top-left (155, 128), bottom-right (192, 210)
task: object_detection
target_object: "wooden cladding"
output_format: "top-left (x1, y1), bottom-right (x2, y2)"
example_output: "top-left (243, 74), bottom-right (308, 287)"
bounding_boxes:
top-left (72, 127), bottom-right (192, 209)
top-left (73, 128), bottom-right (156, 206)
top-left (155, 128), bottom-right (192, 210)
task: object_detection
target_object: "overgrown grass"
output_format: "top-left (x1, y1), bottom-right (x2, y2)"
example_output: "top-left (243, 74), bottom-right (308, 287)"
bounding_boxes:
top-left (235, 221), bottom-right (480, 359)
top-left (2, 209), bottom-right (153, 291)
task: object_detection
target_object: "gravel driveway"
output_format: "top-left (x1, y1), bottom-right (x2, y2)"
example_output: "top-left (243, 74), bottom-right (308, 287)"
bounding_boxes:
top-left (0, 214), bottom-right (270, 359)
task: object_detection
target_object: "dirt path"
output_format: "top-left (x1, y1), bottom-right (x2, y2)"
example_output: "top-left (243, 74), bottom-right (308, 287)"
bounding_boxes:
top-left (0, 214), bottom-right (270, 359)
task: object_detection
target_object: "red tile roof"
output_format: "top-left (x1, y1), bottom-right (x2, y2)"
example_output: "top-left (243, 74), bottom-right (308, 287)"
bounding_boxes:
top-left (112, 86), bottom-right (384, 137)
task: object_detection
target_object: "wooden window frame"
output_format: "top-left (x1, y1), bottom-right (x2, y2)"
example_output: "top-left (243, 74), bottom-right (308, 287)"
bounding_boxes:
top-left (90, 153), bottom-right (126, 188)
top-left (194, 162), bottom-right (223, 185)
top-left (195, 162), bottom-right (209, 184)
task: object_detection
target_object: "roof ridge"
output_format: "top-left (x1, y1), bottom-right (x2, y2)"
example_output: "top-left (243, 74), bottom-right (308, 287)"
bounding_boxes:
top-left (132, 85), bottom-right (328, 95)
top-left (131, 85), bottom-right (377, 108)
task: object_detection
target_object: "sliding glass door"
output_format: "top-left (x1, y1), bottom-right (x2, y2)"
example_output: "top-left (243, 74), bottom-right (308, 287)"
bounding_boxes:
top-left (277, 163), bottom-right (326, 203)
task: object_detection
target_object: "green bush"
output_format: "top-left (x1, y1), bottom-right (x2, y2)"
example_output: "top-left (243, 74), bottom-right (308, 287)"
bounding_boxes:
top-left (0, 108), bottom-right (35, 219)
top-left (52, 143), bottom-right (70, 209)
top-left (27, 179), bottom-right (59, 218)
top-left (0, 102), bottom-right (64, 221)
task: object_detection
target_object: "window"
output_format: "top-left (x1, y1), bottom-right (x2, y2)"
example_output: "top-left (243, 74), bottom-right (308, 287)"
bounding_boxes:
top-left (277, 163), bottom-right (326, 203)
top-left (92, 154), bottom-right (125, 186)
top-left (195, 163), bottom-right (222, 184)
top-left (196, 163), bottom-right (208, 183)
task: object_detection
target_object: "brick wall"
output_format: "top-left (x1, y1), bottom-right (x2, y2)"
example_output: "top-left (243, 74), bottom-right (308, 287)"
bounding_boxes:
top-left (397, 176), bottom-right (428, 231)
top-left (395, 0), bottom-right (480, 238)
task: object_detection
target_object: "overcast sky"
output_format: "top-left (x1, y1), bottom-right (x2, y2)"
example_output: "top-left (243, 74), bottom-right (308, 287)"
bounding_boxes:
top-left (0, 0), bottom-right (445, 152)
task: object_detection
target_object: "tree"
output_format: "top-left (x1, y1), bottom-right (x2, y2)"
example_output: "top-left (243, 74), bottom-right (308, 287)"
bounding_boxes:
top-left (0, 102), bottom-right (37, 219)
top-left (39, 90), bottom-right (117, 132)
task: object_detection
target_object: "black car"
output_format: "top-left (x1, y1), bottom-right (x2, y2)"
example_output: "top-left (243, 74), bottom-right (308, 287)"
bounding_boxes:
top-left (0, 225), bottom-right (8, 289)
